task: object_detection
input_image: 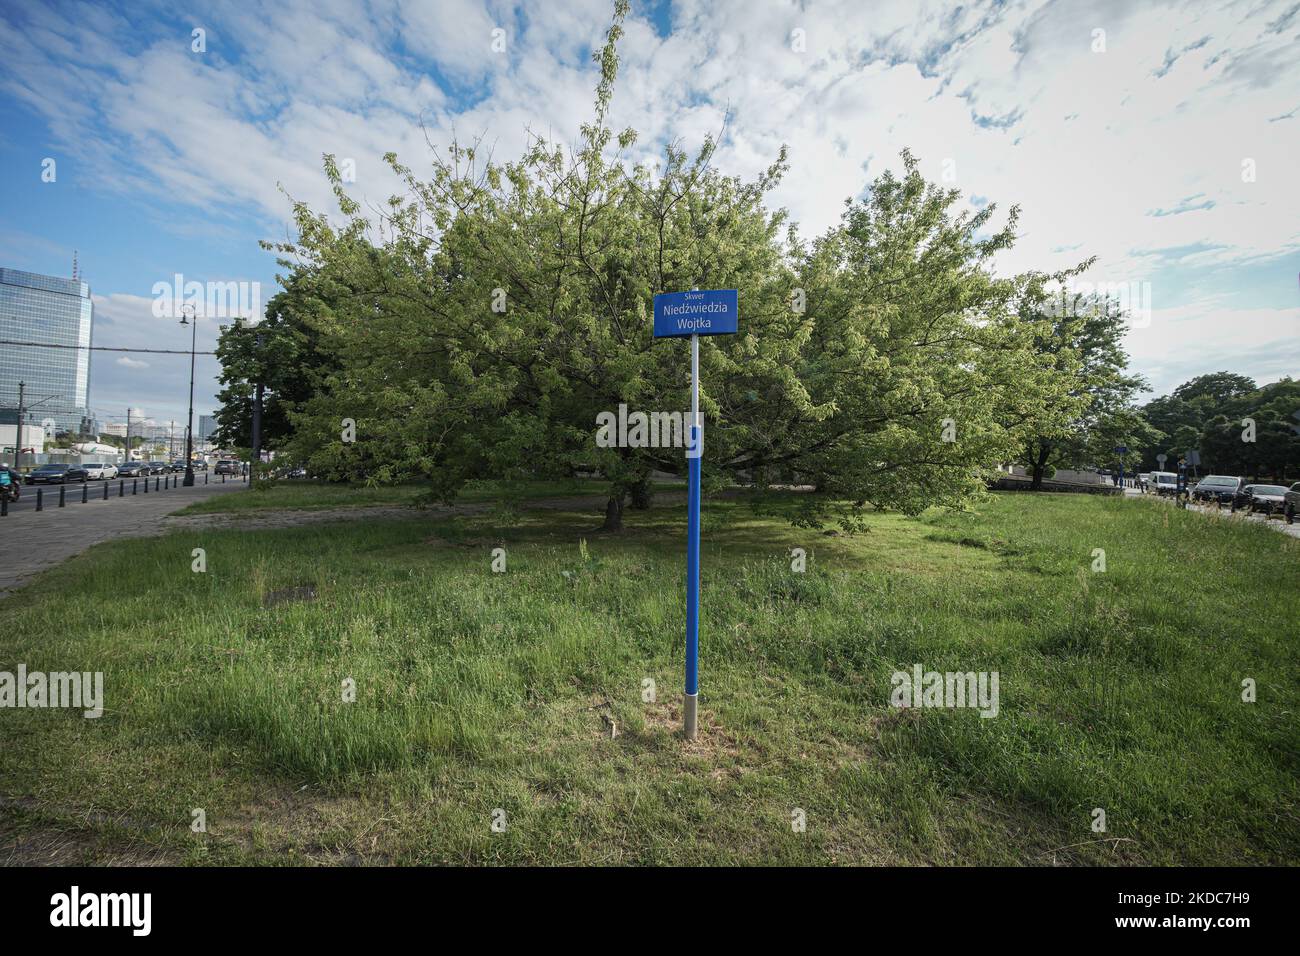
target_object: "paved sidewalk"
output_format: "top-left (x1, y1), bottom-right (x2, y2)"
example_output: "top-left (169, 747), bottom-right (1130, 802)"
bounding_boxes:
top-left (0, 481), bottom-right (248, 598)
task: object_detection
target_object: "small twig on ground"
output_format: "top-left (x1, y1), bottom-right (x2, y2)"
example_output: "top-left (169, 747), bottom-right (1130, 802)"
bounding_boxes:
top-left (1044, 836), bottom-right (1136, 857)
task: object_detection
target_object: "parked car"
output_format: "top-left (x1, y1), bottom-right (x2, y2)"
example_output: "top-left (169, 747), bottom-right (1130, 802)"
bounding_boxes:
top-left (118, 461), bottom-right (150, 478)
top-left (25, 463), bottom-right (89, 484)
top-left (1192, 475), bottom-right (1241, 504)
top-left (169, 460), bottom-right (190, 473)
top-left (82, 462), bottom-right (119, 480)
top-left (1284, 483), bottom-right (1300, 524)
top-left (1232, 484), bottom-right (1289, 516)
top-left (215, 459), bottom-right (243, 476)
top-left (146, 461), bottom-right (168, 475)
top-left (1150, 471), bottom-right (1179, 496)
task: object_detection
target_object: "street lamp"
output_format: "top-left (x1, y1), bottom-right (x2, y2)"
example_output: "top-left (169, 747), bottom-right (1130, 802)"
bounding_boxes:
top-left (180, 304), bottom-right (198, 486)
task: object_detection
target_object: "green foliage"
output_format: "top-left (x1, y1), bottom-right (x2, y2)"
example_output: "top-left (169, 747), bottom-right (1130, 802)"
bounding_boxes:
top-left (1140, 375), bottom-right (1299, 479)
top-left (1014, 294), bottom-right (1154, 485)
top-left (218, 0), bottom-right (1116, 522)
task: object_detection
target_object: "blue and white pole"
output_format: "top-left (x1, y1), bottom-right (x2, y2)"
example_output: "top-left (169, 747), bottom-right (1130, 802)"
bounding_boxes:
top-left (651, 288), bottom-right (737, 741)
top-left (684, 332), bottom-right (701, 739)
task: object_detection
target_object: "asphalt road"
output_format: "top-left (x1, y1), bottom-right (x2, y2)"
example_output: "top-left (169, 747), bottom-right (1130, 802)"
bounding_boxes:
top-left (1, 473), bottom-right (246, 514)
top-left (0, 477), bottom-right (248, 598)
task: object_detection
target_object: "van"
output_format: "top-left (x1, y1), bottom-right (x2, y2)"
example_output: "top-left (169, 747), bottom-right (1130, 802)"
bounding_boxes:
top-left (1150, 471), bottom-right (1179, 496)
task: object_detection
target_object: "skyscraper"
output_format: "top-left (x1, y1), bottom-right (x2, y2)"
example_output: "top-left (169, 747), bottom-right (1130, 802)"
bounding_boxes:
top-left (0, 267), bottom-right (94, 434)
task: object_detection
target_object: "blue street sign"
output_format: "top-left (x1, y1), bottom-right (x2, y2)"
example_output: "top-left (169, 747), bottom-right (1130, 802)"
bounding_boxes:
top-left (652, 289), bottom-right (738, 739)
top-left (653, 289), bottom-right (738, 338)
top-left (1113, 446), bottom-right (1127, 454)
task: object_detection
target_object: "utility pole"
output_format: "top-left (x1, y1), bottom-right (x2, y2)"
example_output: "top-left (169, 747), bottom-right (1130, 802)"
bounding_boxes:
top-left (125, 408), bottom-right (131, 462)
top-left (181, 305), bottom-right (198, 486)
top-left (250, 331), bottom-right (264, 489)
top-left (15, 380), bottom-right (24, 472)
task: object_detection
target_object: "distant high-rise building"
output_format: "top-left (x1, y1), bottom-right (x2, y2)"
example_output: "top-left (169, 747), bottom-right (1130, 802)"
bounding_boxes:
top-left (199, 414), bottom-right (218, 440)
top-left (0, 267), bottom-right (94, 434)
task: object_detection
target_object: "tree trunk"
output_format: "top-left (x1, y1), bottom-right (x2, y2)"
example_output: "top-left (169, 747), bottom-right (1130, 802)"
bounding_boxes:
top-left (601, 493), bottom-right (625, 532)
top-left (1029, 444), bottom-right (1050, 490)
top-left (629, 476), bottom-right (653, 510)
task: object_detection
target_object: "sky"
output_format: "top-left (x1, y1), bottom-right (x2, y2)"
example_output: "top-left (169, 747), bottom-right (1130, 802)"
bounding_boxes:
top-left (0, 0), bottom-right (1297, 430)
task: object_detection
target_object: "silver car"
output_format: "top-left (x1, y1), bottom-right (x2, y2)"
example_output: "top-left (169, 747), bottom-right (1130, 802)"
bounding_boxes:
top-left (81, 462), bottom-right (119, 480)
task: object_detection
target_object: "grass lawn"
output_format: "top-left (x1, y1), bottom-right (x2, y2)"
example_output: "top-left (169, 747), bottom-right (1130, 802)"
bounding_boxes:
top-left (0, 491), bottom-right (1295, 865)
top-left (175, 477), bottom-right (685, 515)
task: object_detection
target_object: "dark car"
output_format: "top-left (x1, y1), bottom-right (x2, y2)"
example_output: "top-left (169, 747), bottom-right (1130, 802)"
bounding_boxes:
top-left (1192, 475), bottom-right (1241, 504)
top-left (214, 459), bottom-right (242, 476)
top-left (1233, 484), bottom-right (1289, 516)
top-left (169, 460), bottom-right (189, 473)
top-left (25, 463), bottom-right (88, 484)
top-left (146, 461), bottom-right (168, 475)
top-left (118, 461), bottom-right (149, 478)
top-left (1285, 482), bottom-right (1300, 524)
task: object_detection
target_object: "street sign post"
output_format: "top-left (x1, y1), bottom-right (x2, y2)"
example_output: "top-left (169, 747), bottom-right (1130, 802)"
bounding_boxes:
top-left (653, 289), bottom-right (739, 740)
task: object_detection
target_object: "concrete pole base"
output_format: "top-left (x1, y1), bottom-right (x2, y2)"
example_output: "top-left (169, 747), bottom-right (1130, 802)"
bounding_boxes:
top-left (684, 693), bottom-right (698, 740)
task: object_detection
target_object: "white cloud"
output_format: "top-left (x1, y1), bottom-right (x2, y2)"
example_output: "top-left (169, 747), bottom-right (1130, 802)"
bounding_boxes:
top-left (3, 0), bottom-right (1297, 401)
top-left (89, 293), bottom-right (222, 425)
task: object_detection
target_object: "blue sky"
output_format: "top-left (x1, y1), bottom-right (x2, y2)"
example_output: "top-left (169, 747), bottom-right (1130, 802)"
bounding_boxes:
top-left (1, 0), bottom-right (1297, 429)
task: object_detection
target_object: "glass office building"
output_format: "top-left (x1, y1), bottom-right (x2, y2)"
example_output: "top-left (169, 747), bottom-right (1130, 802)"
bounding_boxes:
top-left (0, 267), bottom-right (94, 435)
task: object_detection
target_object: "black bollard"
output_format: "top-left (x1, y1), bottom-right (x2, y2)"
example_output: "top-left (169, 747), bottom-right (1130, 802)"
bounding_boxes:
top-left (155, 477), bottom-right (160, 491)
top-left (143, 476), bottom-right (148, 493)
top-left (36, 489), bottom-right (43, 511)
top-left (59, 485), bottom-right (66, 507)
top-left (103, 482), bottom-right (109, 500)
top-left (81, 483), bottom-right (88, 503)
top-left (119, 480), bottom-right (124, 497)
top-left (133, 479), bottom-right (138, 495)
top-left (1, 494), bottom-right (7, 517)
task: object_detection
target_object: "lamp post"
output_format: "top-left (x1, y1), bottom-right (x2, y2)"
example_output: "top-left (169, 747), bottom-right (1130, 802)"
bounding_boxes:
top-left (180, 304), bottom-right (198, 486)
top-left (15, 381), bottom-right (24, 471)
top-left (250, 330), bottom-right (264, 489)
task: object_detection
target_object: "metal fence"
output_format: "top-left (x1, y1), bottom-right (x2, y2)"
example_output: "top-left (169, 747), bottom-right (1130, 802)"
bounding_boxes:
top-left (1, 470), bottom-right (247, 517)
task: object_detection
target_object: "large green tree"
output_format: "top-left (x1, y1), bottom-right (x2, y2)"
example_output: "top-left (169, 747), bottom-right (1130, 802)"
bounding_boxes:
top-left (1016, 294), bottom-right (1155, 488)
top-left (1137, 374), bottom-right (1298, 479)
top-left (229, 0), bottom-right (1091, 527)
